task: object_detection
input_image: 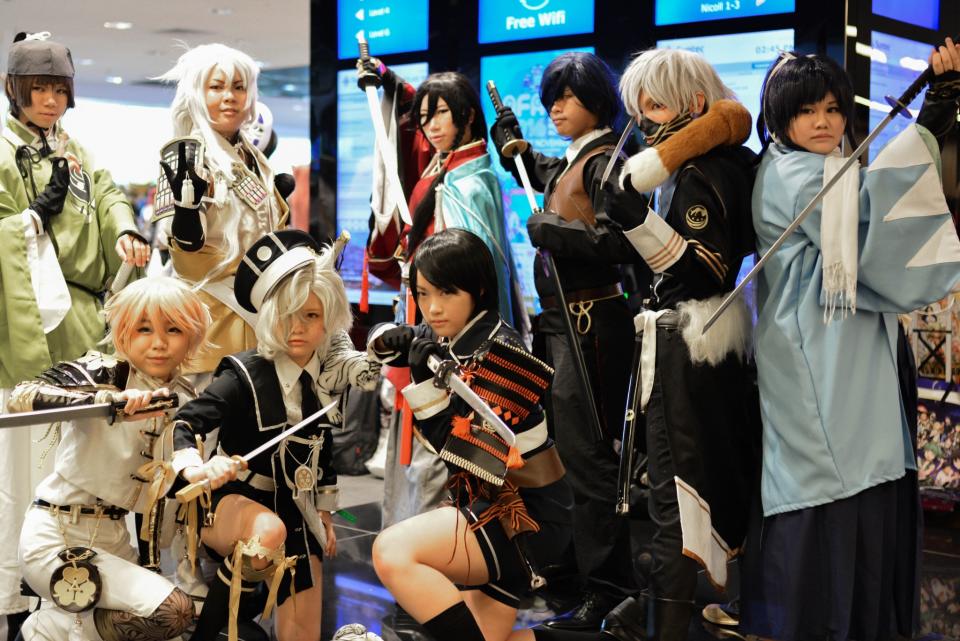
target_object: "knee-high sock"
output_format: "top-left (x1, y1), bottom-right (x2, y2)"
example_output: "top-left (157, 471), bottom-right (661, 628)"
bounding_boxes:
top-left (189, 558), bottom-right (256, 641)
top-left (533, 628), bottom-right (604, 640)
top-left (6, 611), bottom-right (29, 641)
top-left (422, 602), bottom-right (485, 641)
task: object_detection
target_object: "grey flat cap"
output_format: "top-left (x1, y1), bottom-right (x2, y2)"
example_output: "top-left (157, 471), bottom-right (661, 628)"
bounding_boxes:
top-left (8, 33), bottom-right (74, 78)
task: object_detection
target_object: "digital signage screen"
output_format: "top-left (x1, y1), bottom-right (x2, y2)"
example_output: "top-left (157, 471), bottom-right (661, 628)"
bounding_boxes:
top-left (478, 0), bottom-right (595, 45)
top-left (868, 31), bottom-right (931, 160)
top-left (657, 29), bottom-right (795, 151)
top-left (872, 0), bottom-right (939, 30)
top-left (480, 47), bottom-right (593, 315)
top-left (655, 0), bottom-right (795, 26)
top-left (336, 62), bottom-right (429, 305)
top-left (337, 0), bottom-right (429, 59)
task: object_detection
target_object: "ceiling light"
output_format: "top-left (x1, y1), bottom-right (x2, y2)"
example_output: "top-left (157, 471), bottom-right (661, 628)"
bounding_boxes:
top-left (105, 76), bottom-right (123, 84)
top-left (103, 21), bottom-right (133, 30)
top-left (211, 8), bottom-right (234, 15)
top-left (78, 58), bottom-right (95, 66)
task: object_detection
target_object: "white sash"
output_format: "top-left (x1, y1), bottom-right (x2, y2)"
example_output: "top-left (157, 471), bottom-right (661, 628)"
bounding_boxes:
top-left (21, 210), bottom-right (71, 333)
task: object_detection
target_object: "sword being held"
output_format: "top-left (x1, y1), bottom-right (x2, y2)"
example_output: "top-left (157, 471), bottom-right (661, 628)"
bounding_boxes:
top-left (0, 394), bottom-right (179, 430)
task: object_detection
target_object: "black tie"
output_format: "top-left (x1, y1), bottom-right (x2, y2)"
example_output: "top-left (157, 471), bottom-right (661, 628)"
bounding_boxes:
top-left (299, 370), bottom-right (319, 420)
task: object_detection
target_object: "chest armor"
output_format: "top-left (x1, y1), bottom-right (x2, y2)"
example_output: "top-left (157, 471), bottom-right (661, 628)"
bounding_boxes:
top-left (545, 146), bottom-right (610, 225)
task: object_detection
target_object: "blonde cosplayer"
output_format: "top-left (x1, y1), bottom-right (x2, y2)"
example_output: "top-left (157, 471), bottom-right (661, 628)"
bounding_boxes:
top-left (255, 244), bottom-right (353, 362)
top-left (104, 276), bottom-right (212, 369)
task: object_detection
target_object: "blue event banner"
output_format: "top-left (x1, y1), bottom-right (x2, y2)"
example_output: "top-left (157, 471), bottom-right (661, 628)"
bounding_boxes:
top-left (655, 0), bottom-right (795, 26)
top-left (481, 47), bottom-right (593, 314)
top-left (872, 0), bottom-right (939, 30)
top-left (338, 0), bottom-right (429, 59)
top-left (479, 0), bottom-right (594, 44)
top-left (868, 31), bottom-right (933, 160)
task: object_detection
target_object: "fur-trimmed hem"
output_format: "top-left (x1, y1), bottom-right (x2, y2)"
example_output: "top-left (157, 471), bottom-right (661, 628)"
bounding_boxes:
top-left (621, 147), bottom-right (670, 193)
top-left (677, 293), bottom-right (752, 366)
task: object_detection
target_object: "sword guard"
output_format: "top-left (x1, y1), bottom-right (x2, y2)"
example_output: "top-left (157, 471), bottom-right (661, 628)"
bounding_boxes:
top-left (502, 138), bottom-right (529, 157)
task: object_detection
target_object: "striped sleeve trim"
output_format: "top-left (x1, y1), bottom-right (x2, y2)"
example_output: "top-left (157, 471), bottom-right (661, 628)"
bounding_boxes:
top-left (623, 211), bottom-right (688, 273)
top-left (402, 379), bottom-right (450, 420)
top-left (688, 239), bottom-right (728, 282)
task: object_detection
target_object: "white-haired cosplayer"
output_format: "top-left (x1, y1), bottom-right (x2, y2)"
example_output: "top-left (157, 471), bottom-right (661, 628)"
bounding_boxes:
top-left (169, 231), bottom-right (379, 641)
top-left (154, 43), bottom-right (289, 377)
top-left (7, 277), bottom-right (210, 641)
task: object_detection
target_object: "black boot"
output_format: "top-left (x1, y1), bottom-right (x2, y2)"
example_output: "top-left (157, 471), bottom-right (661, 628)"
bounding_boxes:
top-left (600, 593), bottom-right (654, 641)
top-left (543, 592), bottom-right (613, 631)
top-left (191, 558), bottom-right (257, 641)
top-left (6, 612), bottom-right (28, 641)
top-left (422, 602), bottom-right (485, 641)
top-left (652, 597), bottom-right (695, 641)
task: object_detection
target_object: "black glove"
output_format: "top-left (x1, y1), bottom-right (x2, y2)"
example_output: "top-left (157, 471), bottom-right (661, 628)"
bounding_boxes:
top-left (378, 325), bottom-right (415, 354)
top-left (356, 57), bottom-right (397, 92)
top-left (927, 69), bottom-right (960, 102)
top-left (603, 180), bottom-right (650, 231)
top-left (490, 107), bottom-right (524, 157)
top-left (30, 157), bottom-right (70, 229)
top-left (409, 337), bottom-right (442, 384)
top-left (275, 173), bottom-right (296, 201)
top-left (160, 142), bottom-right (207, 210)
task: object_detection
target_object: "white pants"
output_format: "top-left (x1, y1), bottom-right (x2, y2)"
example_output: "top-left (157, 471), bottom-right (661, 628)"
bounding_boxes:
top-left (19, 506), bottom-right (175, 640)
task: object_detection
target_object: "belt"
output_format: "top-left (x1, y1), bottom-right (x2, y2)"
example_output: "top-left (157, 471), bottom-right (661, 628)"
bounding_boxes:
top-left (637, 309), bottom-right (680, 331)
top-left (539, 283), bottom-right (623, 311)
top-left (506, 444), bottom-right (566, 489)
top-left (32, 499), bottom-right (128, 520)
top-left (218, 444), bottom-right (276, 492)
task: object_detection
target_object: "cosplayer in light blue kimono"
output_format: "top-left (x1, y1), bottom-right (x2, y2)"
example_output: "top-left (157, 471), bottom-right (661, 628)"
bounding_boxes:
top-left (742, 45), bottom-right (960, 641)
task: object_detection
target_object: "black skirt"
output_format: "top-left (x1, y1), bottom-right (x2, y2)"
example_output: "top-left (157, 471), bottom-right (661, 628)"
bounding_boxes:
top-left (739, 473), bottom-right (921, 641)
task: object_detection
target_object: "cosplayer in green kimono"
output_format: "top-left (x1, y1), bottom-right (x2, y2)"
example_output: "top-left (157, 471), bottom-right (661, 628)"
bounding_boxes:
top-left (0, 32), bottom-right (147, 635)
top-left (743, 42), bottom-right (960, 641)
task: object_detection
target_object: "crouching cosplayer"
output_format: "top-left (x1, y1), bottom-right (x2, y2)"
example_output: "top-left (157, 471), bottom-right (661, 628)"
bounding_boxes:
top-left (170, 230), bottom-right (380, 641)
top-left (9, 277), bottom-right (210, 641)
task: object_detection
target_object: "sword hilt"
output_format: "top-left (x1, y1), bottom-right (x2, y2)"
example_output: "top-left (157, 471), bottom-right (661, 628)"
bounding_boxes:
top-left (486, 81), bottom-right (528, 157)
top-left (175, 455), bottom-right (247, 504)
top-left (108, 394), bottom-right (179, 424)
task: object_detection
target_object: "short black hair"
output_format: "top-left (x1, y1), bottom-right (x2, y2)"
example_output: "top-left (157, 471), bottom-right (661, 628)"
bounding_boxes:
top-left (411, 71), bottom-right (487, 148)
top-left (410, 228), bottom-right (499, 316)
top-left (540, 52), bottom-right (620, 129)
top-left (758, 52), bottom-right (856, 151)
top-left (5, 74), bottom-right (75, 117)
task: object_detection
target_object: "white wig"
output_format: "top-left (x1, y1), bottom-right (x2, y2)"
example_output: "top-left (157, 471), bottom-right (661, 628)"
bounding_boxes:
top-left (255, 244), bottom-right (354, 361)
top-left (619, 48), bottom-right (735, 119)
top-left (155, 43), bottom-right (259, 172)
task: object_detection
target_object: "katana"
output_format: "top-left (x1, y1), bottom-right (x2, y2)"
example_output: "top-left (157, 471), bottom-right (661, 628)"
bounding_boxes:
top-left (176, 400), bottom-right (338, 503)
top-left (357, 35), bottom-right (412, 225)
top-left (486, 80), bottom-right (607, 443)
top-left (601, 120), bottom-right (635, 186)
top-left (111, 262), bottom-right (134, 295)
top-left (701, 47), bottom-right (950, 335)
top-left (0, 395), bottom-right (179, 430)
top-left (427, 354), bottom-right (516, 447)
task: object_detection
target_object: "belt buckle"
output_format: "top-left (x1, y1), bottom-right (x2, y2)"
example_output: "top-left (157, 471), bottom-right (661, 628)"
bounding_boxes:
top-left (69, 505), bottom-right (81, 525)
top-left (108, 508), bottom-right (124, 521)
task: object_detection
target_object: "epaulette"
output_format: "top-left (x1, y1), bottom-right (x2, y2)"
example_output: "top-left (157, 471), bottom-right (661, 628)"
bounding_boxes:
top-left (37, 352), bottom-right (129, 391)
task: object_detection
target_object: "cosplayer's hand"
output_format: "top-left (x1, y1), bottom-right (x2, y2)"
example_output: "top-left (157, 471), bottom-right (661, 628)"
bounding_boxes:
top-left (602, 180), bottom-right (649, 231)
top-left (182, 455), bottom-right (238, 490)
top-left (927, 37), bottom-right (960, 101)
top-left (275, 173), bottom-right (296, 201)
top-left (355, 57), bottom-right (396, 92)
top-left (115, 232), bottom-right (150, 267)
top-left (320, 510), bottom-right (337, 557)
top-left (160, 142), bottom-right (207, 209)
top-left (29, 157), bottom-right (70, 229)
top-left (116, 387), bottom-right (170, 420)
top-left (408, 337), bottom-right (442, 384)
top-left (490, 107), bottom-right (524, 156)
top-left (376, 325), bottom-right (415, 354)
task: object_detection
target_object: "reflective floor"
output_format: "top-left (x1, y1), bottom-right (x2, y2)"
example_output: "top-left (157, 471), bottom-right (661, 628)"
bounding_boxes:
top-left (319, 478), bottom-right (960, 641)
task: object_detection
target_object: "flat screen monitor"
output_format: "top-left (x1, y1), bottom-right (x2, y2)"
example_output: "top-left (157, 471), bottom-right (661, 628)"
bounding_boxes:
top-left (655, 0), bottom-right (795, 26)
top-left (872, 0), bottom-right (939, 30)
top-left (868, 31), bottom-right (931, 159)
top-left (337, 0), bottom-right (429, 59)
top-left (657, 29), bottom-right (795, 151)
top-left (336, 62), bottom-right (429, 305)
top-left (480, 46), bottom-right (594, 315)
top-left (478, 0), bottom-right (595, 45)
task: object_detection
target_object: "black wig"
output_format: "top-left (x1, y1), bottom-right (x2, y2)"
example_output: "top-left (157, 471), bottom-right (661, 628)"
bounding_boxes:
top-left (540, 51), bottom-right (620, 129)
top-left (410, 228), bottom-right (499, 317)
top-left (757, 52), bottom-right (857, 151)
top-left (406, 72), bottom-right (488, 255)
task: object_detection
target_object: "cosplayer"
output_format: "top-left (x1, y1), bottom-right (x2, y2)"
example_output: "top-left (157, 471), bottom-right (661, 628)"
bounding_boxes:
top-left (367, 228), bottom-right (573, 641)
top-left (740, 40), bottom-right (960, 641)
top-left (155, 43), bottom-right (289, 379)
top-left (489, 51), bottom-right (637, 628)
top-left (0, 32), bottom-right (149, 637)
top-left (170, 230), bottom-right (380, 641)
top-left (7, 277), bottom-right (209, 641)
top-left (355, 62), bottom-right (516, 557)
top-left (589, 49), bottom-right (761, 641)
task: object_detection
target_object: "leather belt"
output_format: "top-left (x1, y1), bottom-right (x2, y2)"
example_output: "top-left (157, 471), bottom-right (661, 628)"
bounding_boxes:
top-left (642, 309), bottom-right (680, 330)
top-left (33, 499), bottom-right (128, 520)
top-left (539, 283), bottom-right (622, 311)
top-left (506, 444), bottom-right (566, 489)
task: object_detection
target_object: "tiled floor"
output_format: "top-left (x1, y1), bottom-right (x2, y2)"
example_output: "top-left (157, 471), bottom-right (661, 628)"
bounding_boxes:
top-left (318, 476), bottom-right (960, 641)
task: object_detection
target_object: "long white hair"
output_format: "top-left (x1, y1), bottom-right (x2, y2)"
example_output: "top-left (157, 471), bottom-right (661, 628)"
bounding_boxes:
top-left (155, 43), bottom-right (259, 174)
top-left (619, 48), bottom-right (735, 118)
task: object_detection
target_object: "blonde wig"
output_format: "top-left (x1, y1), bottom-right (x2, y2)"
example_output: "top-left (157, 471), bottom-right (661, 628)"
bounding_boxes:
top-left (104, 276), bottom-right (212, 366)
top-left (619, 48), bottom-right (735, 119)
top-left (255, 245), bottom-right (353, 361)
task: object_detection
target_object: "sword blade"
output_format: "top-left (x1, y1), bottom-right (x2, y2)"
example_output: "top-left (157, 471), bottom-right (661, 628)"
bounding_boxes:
top-left (364, 85), bottom-right (413, 225)
top-left (601, 120), bottom-right (635, 187)
top-left (0, 403), bottom-right (115, 429)
top-left (243, 400), bottom-right (340, 462)
top-left (701, 109), bottom-right (897, 335)
top-left (512, 154), bottom-right (541, 215)
top-left (428, 355), bottom-right (516, 447)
